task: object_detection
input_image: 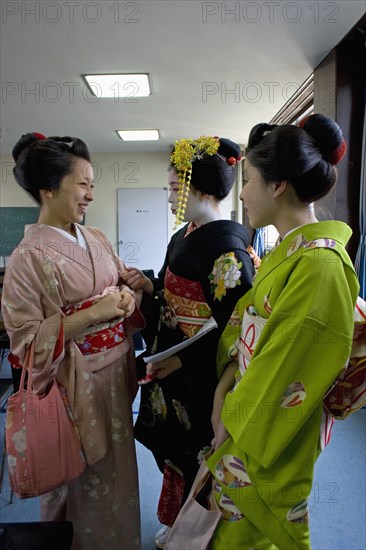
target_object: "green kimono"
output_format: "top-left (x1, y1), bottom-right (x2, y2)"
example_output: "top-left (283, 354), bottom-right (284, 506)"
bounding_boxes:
top-left (207, 221), bottom-right (359, 550)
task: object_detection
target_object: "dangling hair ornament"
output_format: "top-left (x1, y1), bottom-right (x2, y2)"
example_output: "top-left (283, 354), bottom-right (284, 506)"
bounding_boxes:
top-left (227, 154), bottom-right (242, 166)
top-left (170, 136), bottom-right (220, 229)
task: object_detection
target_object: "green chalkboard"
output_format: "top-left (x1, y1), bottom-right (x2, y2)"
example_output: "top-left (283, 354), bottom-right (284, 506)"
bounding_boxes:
top-left (0, 207), bottom-right (39, 257)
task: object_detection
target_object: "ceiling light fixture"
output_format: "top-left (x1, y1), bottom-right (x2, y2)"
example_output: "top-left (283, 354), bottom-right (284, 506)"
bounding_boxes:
top-left (117, 130), bottom-right (160, 141)
top-left (83, 74), bottom-right (151, 98)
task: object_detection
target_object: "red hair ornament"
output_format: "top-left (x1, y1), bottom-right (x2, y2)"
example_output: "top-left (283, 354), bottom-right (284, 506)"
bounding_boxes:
top-left (227, 154), bottom-right (242, 166)
top-left (298, 116), bottom-right (311, 129)
top-left (298, 116), bottom-right (347, 165)
top-left (330, 139), bottom-right (347, 165)
top-left (33, 132), bottom-right (46, 140)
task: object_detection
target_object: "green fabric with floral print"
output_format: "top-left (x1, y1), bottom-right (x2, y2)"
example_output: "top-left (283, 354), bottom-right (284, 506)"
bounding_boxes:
top-left (207, 221), bottom-right (359, 550)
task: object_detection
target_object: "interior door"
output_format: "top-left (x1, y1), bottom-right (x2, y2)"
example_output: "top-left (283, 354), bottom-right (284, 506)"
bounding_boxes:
top-left (117, 188), bottom-right (168, 276)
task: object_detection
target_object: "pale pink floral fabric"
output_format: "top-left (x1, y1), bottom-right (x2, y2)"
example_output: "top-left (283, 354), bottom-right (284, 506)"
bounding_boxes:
top-left (2, 224), bottom-right (141, 549)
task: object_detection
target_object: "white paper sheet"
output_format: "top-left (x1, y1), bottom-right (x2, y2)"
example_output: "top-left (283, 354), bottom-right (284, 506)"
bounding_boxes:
top-left (143, 317), bottom-right (218, 364)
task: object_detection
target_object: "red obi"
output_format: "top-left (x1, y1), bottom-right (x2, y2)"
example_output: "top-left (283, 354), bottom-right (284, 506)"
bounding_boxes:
top-left (62, 292), bottom-right (127, 356)
top-left (163, 268), bottom-right (212, 338)
top-left (8, 288), bottom-right (131, 368)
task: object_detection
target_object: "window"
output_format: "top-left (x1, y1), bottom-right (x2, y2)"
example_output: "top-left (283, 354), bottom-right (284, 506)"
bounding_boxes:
top-left (269, 74), bottom-right (314, 126)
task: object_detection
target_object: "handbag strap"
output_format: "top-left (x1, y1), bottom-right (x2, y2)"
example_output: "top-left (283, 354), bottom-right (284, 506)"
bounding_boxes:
top-left (19, 340), bottom-right (35, 392)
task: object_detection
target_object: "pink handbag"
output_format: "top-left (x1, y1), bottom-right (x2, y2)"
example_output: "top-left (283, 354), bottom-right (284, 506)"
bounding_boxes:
top-left (5, 341), bottom-right (86, 498)
top-left (164, 460), bottom-right (222, 550)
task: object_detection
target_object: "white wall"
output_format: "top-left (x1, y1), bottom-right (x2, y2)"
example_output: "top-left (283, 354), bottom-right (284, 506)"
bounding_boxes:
top-left (0, 151), bottom-right (241, 254)
top-left (88, 152), bottom-right (171, 247)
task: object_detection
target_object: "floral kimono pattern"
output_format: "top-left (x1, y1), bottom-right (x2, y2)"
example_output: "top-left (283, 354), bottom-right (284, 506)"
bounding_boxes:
top-left (134, 220), bottom-right (254, 524)
top-left (207, 221), bottom-right (359, 549)
top-left (1, 223), bottom-right (141, 549)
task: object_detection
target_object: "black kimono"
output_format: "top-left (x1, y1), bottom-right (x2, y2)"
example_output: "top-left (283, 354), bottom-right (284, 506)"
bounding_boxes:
top-left (134, 220), bottom-right (254, 522)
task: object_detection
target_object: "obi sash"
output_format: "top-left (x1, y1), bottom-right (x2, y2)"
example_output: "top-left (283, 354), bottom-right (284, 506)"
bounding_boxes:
top-left (8, 288), bottom-right (127, 369)
top-left (163, 267), bottom-right (212, 338)
top-left (62, 286), bottom-right (127, 356)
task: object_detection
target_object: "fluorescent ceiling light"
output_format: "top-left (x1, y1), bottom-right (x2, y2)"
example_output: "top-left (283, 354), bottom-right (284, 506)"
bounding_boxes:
top-left (83, 74), bottom-right (150, 98)
top-left (117, 130), bottom-right (160, 141)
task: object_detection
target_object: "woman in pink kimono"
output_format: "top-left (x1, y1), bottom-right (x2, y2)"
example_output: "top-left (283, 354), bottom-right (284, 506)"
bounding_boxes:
top-left (1, 133), bottom-right (142, 549)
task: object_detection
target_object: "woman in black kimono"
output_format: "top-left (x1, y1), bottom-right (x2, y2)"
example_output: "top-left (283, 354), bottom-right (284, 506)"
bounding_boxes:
top-left (121, 136), bottom-right (254, 548)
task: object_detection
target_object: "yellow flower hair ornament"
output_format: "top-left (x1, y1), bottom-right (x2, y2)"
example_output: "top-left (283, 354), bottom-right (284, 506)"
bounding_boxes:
top-left (170, 136), bottom-right (220, 229)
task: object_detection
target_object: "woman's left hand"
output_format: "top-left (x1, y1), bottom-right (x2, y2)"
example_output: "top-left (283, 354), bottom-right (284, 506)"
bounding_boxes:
top-left (148, 355), bottom-right (182, 379)
top-left (211, 417), bottom-right (230, 450)
top-left (118, 291), bottom-right (136, 318)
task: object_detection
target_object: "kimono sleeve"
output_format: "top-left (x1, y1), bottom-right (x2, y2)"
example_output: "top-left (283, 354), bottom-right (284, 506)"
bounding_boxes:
top-left (1, 244), bottom-right (64, 394)
top-left (222, 249), bottom-right (358, 468)
top-left (216, 289), bottom-right (253, 378)
top-left (176, 247), bottom-right (254, 372)
top-left (91, 226), bottom-right (145, 328)
top-left (154, 230), bottom-right (182, 294)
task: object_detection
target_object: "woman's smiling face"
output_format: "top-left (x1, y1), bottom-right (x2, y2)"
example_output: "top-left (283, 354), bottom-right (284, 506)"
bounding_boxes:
top-left (45, 158), bottom-right (94, 229)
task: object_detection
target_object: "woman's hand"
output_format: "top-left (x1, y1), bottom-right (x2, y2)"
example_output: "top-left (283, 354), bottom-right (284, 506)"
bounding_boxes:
top-left (148, 355), bottom-right (182, 379)
top-left (90, 291), bottom-right (133, 323)
top-left (210, 362), bottom-right (237, 450)
top-left (119, 267), bottom-right (154, 294)
top-left (62, 290), bottom-right (136, 341)
top-left (118, 291), bottom-right (136, 318)
top-left (211, 417), bottom-right (230, 450)
top-left (211, 392), bottom-right (226, 437)
top-left (211, 362), bottom-right (237, 433)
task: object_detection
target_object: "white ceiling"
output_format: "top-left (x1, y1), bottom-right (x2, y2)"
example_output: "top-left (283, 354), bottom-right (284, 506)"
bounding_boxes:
top-left (1, 0), bottom-right (365, 156)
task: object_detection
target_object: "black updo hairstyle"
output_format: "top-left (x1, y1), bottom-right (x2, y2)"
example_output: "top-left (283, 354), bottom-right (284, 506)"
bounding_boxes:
top-left (245, 114), bottom-right (346, 203)
top-left (12, 132), bottom-right (91, 204)
top-left (170, 137), bottom-right (242, 200)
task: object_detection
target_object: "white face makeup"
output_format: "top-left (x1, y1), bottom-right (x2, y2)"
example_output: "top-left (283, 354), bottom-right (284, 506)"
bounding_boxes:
top-left (168, 169), bottom-right (180, 216)
top-left (168, 169), bottom-right (207, 222)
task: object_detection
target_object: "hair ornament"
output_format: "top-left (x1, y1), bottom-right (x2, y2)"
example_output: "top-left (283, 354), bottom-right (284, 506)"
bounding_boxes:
top-left (170, 136), bottom-right (220, 229)
top-left (33, 132), bottom-right (47, 140)
top-left (298, 116), bottom-right (311, 129)
top-left (48, 136), bottom-right (75, 149)
top-left (330, 138), bottom-right (347, 165)
top-left (59, 139), bottom-right (74, 149)
top-left (298, 114), bottom-right (347, 165)
top-left (227, 154), bottom-right (242, 165)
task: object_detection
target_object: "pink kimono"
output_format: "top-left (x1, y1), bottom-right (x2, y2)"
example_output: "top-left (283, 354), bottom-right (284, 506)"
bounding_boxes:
top-left (1, 223), bottom-right (141, 549)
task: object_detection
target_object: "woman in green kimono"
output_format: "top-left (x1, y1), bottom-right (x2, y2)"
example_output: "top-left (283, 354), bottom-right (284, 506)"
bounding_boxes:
top-left (121, 136), bottom-right (255, 548)
top-left (208, 114), bottom-right (360, 549)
